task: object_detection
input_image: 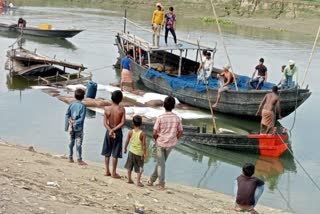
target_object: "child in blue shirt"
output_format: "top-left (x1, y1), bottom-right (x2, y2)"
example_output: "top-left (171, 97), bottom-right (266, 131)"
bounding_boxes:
top-left (65, 88), bottom-right (87, 165)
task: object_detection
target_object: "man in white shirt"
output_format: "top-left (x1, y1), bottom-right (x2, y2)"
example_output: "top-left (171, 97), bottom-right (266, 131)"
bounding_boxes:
top-left (197, 52), bottom-right (213, 85)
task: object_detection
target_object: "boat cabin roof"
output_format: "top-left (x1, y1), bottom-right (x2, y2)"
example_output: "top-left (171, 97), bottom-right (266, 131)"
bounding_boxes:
top-left (118, 32), bottom-right (216, 53)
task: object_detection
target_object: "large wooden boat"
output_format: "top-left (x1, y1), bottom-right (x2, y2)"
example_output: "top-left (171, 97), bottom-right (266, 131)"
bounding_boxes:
top-left (0, 23), bottom-right (83, 38)
top-left (6, 47), bottom-right (92, 86)
top-left (114, 20), bottom-right (311, 119)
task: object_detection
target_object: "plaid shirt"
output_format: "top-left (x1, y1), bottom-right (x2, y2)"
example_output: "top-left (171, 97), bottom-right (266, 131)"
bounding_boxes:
top-left (154, 112), bottom-right (183, 148)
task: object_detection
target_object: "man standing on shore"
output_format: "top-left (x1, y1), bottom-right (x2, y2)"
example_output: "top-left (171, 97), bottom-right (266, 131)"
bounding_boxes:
top-left (256, 86), bottom-right (281, 134)
top-left (248, 58), bottom-right (268, 90)
top-left (151, 3), bottom-right (165, 47)
top-left (147, 96), bottom-right (183, 190)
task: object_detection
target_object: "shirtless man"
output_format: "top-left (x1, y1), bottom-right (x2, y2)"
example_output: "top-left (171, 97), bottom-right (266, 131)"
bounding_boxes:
top-left (101, 90), bottom-right (126, 178)
top-left (212, 65), bottom-right (233, 108)
top-left (256, 86), bottom-right (281, 134)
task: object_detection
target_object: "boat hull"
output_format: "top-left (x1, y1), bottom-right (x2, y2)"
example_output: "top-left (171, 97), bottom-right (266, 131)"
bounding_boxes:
top-left (0, 23), bottom-right (83, 38)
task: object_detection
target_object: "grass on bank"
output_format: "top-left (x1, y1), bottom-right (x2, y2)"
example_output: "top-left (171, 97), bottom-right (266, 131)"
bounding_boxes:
top-left (200, 17), bottom-right (234, 25)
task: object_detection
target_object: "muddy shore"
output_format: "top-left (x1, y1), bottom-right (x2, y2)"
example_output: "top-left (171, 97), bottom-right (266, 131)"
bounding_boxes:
top-left (0, 140), bottom-right (290, 214)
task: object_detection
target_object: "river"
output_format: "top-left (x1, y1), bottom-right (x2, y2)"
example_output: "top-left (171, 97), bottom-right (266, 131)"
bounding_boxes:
top-left (0, 6), bottom-right (319, 214)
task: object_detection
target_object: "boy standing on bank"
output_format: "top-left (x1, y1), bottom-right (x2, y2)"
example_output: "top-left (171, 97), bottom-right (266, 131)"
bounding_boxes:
top-left (101, 90), bottom-right (126, 178)
top-left (124, 115), bottom-right (147, 187)
top-left (148, 96), bottom-right (183, 189)
top-left (65, 88), bottom-right (87, 165)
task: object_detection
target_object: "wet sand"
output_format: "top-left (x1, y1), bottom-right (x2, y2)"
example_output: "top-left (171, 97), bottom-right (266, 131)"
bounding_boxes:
top-left (0, 140), bottom-right (290, 214)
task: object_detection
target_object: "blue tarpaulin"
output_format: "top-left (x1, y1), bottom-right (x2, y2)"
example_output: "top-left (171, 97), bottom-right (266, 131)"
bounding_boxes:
top-left (145, 68), bottom-right (275, 92)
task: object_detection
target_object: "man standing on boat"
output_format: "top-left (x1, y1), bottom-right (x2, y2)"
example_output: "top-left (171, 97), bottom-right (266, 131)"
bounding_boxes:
top-left (120, 51), bottom-right (134, 91)
top-left (151, 3), bottom-right (165, 47)
top-left (212, 65), bottom-right (233, 108)
top-left (197, 52), bottom-right (213, 85)
top-left (282, 60), bottom-right (298, 88)
top-left (164, 6), bottom-right (177, 46)
top-left (248, 58), bottom-right (267, 90)
top-left (256, 86), bottom-right (281, 134)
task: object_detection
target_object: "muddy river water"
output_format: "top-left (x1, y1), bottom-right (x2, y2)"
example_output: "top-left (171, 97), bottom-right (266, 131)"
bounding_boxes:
top-left (0, 6), bottom-right (319, 214)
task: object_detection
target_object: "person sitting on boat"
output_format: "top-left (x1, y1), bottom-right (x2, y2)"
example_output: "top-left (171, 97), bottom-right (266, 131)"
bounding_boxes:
top-left (248, 58), bottom-right (267, 90)
top-left (277, 65), bottom-right (287, 89)
top-left (282, 60), bottom-right (298, 88)
top-left (256, 86), bottom-right (281, 134)
top-left (164, 6), bottom-right (177, 46)
top-left (120, 51), bottom-right (135, 91)
top-left (17, 17), bottom-right (26, 28)
top-left (197, 52), bottom-right (213, 85)
top-left (212, 65), bottom-right (233, 108)
top-left (234, 163), bottom-right (265, 214)
top-left (8, 1), bottom-right (14, 8)
top-left (151, 3), bottom-right (165, 47)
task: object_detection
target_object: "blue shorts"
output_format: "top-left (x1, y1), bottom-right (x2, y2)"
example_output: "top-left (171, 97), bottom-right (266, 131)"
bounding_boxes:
top-left (101, 129), bottom-right (123, 158)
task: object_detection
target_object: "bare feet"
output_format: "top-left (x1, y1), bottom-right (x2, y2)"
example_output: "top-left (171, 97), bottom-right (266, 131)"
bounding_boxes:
top-left (157, 184), bottom-right (165, 190)
top-left (127, 180), bottom-right (134, 184)
top-left (250, 209), bottom-right (259, 214)
top-left (77, 160), bottom-right (88, 166)
top-left (68, 158), bottom-right (74, 163)
top-left (137, 182), bottom-right (144, 187)
top-left (111, 173), bottom-right (121, 179)
top-left (146, 179), bottom-right (153, 186)
top-left (212, 103), bottom-right (218, 108)
top-left (105, 172), bottom-right (111, 176)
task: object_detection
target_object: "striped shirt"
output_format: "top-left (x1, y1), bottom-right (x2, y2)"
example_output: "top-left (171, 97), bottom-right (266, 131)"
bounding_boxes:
top-left (154, 112), bottom-right (183, 148)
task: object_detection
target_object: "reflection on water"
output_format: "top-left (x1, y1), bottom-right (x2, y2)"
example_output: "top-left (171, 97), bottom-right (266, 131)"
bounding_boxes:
top-left (0, 31), bottom-right (77, 50)
top-left (6, 74), bottom-right (36, 90)
top-left (175, 143), bottom-right (296, 191)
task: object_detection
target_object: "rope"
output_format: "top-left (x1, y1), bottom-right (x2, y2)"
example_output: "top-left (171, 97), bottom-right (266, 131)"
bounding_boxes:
top-left (301, 24), bottom-right (320, 88)
top-left (209, 0), bottom-right (238, 91)
top-left (288, 87), bottom-right (300, 132)
top-left (277, 133), bottom-right (320, 192)
top-left (276, 187), bottom-right (294, 212)
top-left (90, 64), bottom-right (114, 72)
top-left (197, 40), bottom-right (218, 134)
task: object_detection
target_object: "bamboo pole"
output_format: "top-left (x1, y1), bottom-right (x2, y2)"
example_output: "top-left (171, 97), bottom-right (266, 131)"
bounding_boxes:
top-left (197, 40), bottom-right (217, 134)
top-left (301, 24), bottom-right (320, 88)
top-left (209, 0), bottom-right (238, 91)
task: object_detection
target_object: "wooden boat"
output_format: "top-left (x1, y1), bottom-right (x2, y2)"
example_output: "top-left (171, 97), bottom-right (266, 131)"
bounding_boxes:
top-left (0, 23), bottom-right (83, 38)
top-left (125, 113), bottom-right (289, 157)
top-left (114, 21), bottom-right (311, 119)
top-left (6, 47), bottom-right (92, 86)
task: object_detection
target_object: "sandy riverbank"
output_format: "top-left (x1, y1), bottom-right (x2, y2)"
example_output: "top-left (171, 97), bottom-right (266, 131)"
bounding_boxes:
top-left (0, 140), bottom-right (290, 214)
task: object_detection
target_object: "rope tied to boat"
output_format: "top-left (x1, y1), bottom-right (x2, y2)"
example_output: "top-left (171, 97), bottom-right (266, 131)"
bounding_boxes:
top-left (277, 133), bottom-right (320, 193)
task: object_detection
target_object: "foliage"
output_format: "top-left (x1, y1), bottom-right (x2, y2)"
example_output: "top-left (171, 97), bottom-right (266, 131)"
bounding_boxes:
top-left (200, 17), bottom-right (234, 25)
